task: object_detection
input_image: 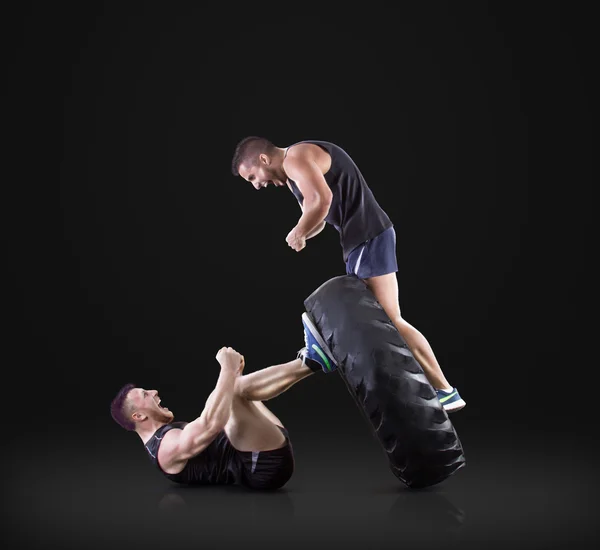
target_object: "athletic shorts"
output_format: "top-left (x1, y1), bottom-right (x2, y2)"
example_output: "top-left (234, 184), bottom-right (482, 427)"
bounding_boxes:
top-left (162, 426), bottom-right (294, 489)
top-left (345, 226), bottom-right (398, 279)
top-left (236, 426), bottom-right (294, 490)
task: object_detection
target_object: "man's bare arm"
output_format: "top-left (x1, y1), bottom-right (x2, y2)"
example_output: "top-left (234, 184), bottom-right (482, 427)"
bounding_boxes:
top-left (306, 220), bottom-right (326, 239)
top-left (284, 154), bottom-right (332, 238)
top-left (288, 177), bottom-right (327, 240)
top-left (165, 348), bottom-right (242, 462)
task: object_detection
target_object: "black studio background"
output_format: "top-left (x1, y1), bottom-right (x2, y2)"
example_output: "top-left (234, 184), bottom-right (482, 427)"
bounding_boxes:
top-left (3, 3), bottom-right (596, 550)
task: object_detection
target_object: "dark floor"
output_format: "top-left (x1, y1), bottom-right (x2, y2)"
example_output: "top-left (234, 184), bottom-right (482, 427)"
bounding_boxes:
top-left (3, 427), bottom-right (598, 550)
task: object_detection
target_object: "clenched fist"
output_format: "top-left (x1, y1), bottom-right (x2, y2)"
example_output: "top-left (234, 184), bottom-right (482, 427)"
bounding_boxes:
top-left (286, 227), bottom-right (306, 252)
top-left (216, 347), bottom-right (244, 374)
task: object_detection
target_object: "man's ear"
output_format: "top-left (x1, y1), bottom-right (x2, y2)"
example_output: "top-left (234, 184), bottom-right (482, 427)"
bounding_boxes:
top-left (132, 411), bottom-right (147, 422)
top-left (259, 153), bottom-right (271, 166)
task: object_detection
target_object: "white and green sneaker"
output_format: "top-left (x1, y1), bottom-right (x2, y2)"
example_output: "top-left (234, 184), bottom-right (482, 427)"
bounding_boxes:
top-left (300, 312), bottom-right (338, 373)
top-left (436, 387), bottom-right (466, 413)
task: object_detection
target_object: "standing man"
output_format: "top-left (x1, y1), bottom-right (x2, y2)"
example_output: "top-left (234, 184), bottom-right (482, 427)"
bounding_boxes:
top-left (231, 137), bottom-right (465, 412)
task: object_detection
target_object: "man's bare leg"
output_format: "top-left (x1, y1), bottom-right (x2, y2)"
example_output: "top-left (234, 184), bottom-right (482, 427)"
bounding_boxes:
top-left (235, 358), bottom-right (314, 402)
top-left (364, 272), bottom-right (452, 390)
top-left (224, 397), bottom-right (287, 452)
top-left (252, 400), bottom-right (284, 428)
top-left (224, 357), bottom-right (313, 452)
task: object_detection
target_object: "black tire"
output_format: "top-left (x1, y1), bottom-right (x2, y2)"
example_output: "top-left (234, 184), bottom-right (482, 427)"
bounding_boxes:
top-left (304, 274), bottom-right (466, 488)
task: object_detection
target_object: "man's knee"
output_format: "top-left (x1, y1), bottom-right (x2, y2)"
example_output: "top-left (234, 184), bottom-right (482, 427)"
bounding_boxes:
top-left (393, 316), bottom-right (419, 340)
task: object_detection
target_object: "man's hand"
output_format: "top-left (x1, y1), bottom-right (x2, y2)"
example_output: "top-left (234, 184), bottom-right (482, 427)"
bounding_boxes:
top-left (167, 346), bottom-right (243, 464)
top-left (286, 227), bottom-right (307, 252)
top-left (216, 347), bottom-right (244, 374)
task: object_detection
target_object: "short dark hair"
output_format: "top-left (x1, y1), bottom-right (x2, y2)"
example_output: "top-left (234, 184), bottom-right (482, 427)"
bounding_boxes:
top-left (111, 383), bottom-right (136, 431)
top-left (231, 136), bottom-right (276, 176)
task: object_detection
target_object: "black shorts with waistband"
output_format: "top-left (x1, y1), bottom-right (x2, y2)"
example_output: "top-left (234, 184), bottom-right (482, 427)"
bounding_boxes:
top-left (235, 426), bottom-right (294, 490)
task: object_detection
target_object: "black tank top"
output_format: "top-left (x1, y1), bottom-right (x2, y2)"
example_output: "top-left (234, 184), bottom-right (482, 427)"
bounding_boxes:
top-left (286, 140), bottom-right (393, 261)
top-left (144, 422), bottom-right (240, 485)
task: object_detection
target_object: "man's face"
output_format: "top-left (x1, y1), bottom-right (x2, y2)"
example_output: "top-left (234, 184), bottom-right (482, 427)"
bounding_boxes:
top-left (238, 155), bottom-right (287, 190)
top-left (129, 388), bottom-right (174, 424)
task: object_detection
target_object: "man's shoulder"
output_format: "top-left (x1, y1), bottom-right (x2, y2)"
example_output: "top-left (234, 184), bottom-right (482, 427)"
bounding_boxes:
top-left (155, 423), bottom-right (186, 451)
top-left (287, 141), bottom-right (334, 156)
top-left (156, 425), bottom-right (187, 472)
top-left (285, 142), bottom-right (333, 171)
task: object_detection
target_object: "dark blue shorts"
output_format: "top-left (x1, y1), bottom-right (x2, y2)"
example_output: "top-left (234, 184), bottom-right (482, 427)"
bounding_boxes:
top-left (345, 226), bottom-right (398, 279)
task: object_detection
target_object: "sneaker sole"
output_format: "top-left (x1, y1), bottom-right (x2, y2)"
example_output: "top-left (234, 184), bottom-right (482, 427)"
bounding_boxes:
top-left (444, 398), bottom-right (466, 413)
top-left (301, 312), bottom-right (338, 367)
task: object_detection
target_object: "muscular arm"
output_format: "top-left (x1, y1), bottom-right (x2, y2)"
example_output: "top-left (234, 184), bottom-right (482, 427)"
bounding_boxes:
top-left (306, 220), bottom-right (326, 239)
top-left (301, 204), bottom-right (326, 239)
top-left (284, 154), bottom-right (332, 238)
top-left (163, 366), bottom-right (239, 464)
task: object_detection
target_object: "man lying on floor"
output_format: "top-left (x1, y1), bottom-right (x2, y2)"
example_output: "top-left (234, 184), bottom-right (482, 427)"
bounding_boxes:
top-left (110, 320), bottom-right (334, 490)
